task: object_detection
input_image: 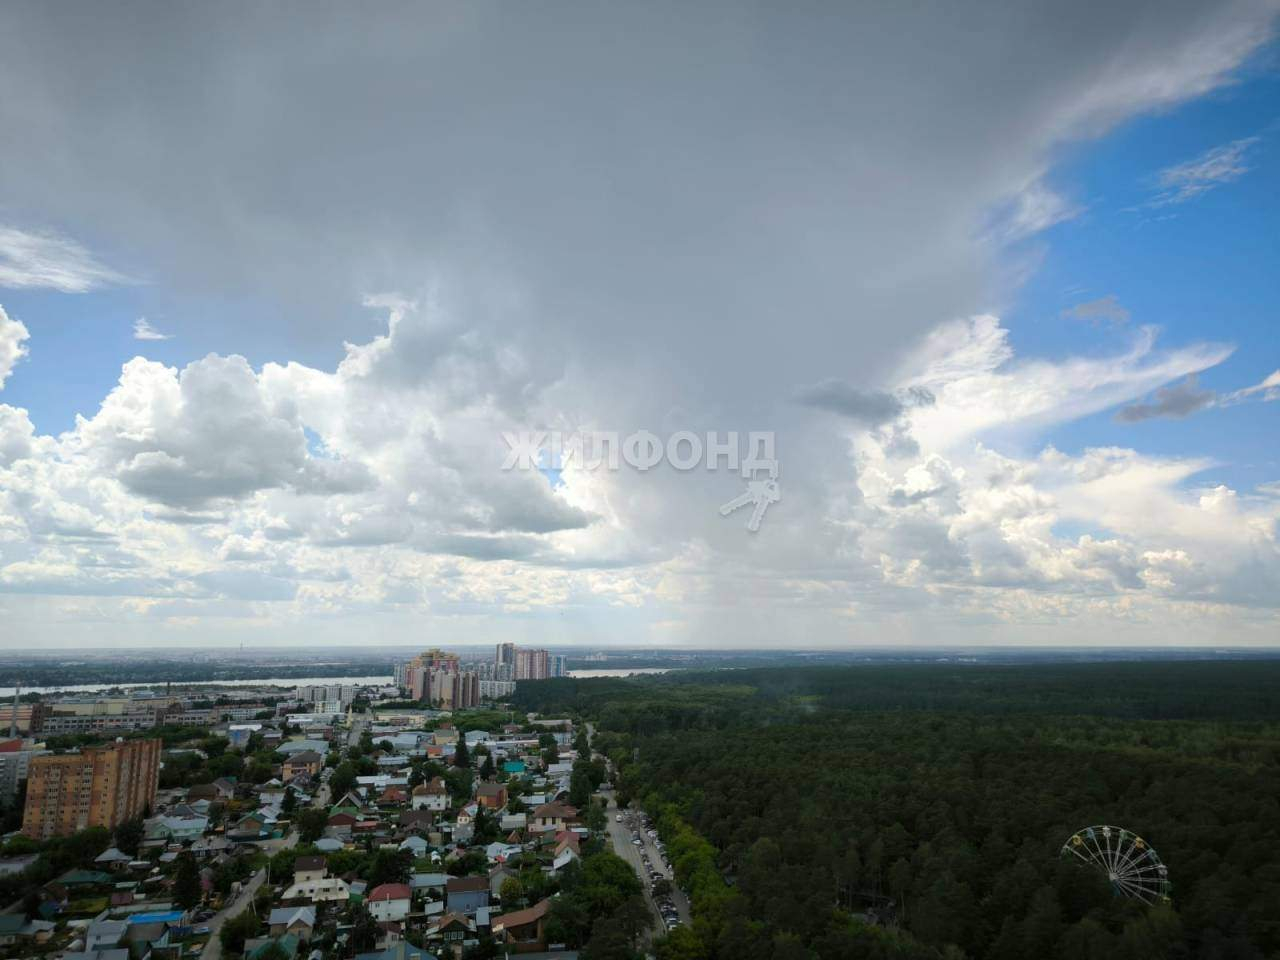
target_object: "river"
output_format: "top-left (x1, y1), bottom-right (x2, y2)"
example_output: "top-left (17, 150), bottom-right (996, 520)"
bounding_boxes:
top-left (0, 675), bottom-right (394, 697)
top-left (568, 668), bottom-right (671, 678)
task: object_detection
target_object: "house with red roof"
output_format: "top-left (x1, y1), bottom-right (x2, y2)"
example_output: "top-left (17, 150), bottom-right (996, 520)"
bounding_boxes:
top-left (367, 882), bottom-right (413, 922)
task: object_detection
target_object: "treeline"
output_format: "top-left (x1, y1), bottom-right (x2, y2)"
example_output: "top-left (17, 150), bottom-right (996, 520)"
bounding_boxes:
top-left (518, 663), bottom-right (1280, 959)
top-left (513, 660), bottom-right (1280, 722)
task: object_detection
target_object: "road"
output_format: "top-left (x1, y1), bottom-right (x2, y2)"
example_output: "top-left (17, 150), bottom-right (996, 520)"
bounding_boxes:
top-left (599, 793), bottom-right (691, 952)
top-left (197, 865), bottom-right (267, 960)
top-left (588, 721), bottom-right (691, 937)
top-left (197, 807), bottom-right (301, 958)
top-left (347, 712), bottom-right (368, 748)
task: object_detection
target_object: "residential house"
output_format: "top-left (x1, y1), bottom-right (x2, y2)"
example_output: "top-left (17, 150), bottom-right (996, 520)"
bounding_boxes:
top-left (227, 811), bottom-right (271, 842)
top-left (424, 912), bottom-right (476, 945)
top-left (445, 876), bottom-right (490, 916)
top-left (280, 856), bottom-right (350, 903)
top-left (411, 778), bottom-right (448, 812)
top-left (366, 883), bottom-right (412, 923)
top-left (267, 905), bottom-right (316, 941)
top-left (282, 750), bottom-right (323, 780)
top-left (325, 812), bottom-right (357, 840)
top-left (490, 898), bottom-right (551, 952)
top-left (290, 855), bottom-right (325, 884)
top-left (399, 835), bottom-right (430, 858)
top-left (354, 943), bottom-right (431, 960)
top-left (551, 845), bottom-right (580, 873)
top-left (277, 739), bottom-right (329, 758)
top-left (529, 801), bottom-right (577, 833)
top-left (489, 864), bottom-right (518, 901)
top-left (398, 809), bottom-right (433, 835)
top-left (499, 812), bottom-right (527, 833)
top-left (190, 835), bottom-right (233, 858)
top-left (93, 848), bottom-right (132, 871)
top-left (410, 873), bottom-right (450, 897)
top-left (246, 933), bottom-right (301, 959)
top-left (483, 841), bottom-right (522, 864)
top-left (186, 781), bottom-right (229, 803)
top-left (379, 786), bottom-right (409, 806)
top-left (475, 781), bottom-right (507, 810)
top-left (145, 815), bottom-right (208, 843)
top-left (123, 921), bottom-right (173, 952)
top-left (84, 918), bottom-right (128, 951)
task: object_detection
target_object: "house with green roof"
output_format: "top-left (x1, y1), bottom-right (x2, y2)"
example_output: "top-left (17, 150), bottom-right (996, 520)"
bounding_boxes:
top-left (246, 933), bottom-right (300, 959)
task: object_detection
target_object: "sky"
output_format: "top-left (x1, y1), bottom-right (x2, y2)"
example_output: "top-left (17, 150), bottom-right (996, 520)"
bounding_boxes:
top-left (0, 1), bottom-right (1278, 650)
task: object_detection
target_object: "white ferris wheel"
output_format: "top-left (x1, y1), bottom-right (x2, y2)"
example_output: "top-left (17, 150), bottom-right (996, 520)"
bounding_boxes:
top-left (1061, 825), bottom-right (1171, 904)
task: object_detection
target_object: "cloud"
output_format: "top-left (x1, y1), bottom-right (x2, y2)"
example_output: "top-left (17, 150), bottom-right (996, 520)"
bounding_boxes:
top-left (998, 179), bottom-right (1082, 240)
top-left (132, 317), bottom-right (170, 341)
top-left (1113, 368), bottom-right (1280, 421)
top-left (793, 380), bottom-right (933, 426)
top-left (76, 352), bottom-right (375, 508)
top-left (1224, 368), bottom-right (1280, 403)
top-left (1062, 294), bottom-right (1130, 326)
top-left (1, 2), bottom-right (1279, 646)
top-left (0, 306), bottom-right (30, 389)
top-left (0, 225), bottom-right (126, 292)
top-left (1115, 374), bottom-right (1216, 421)
top-left (895, 315), bottom-right (1233, 451)
top-left (1148, 136), bottom-right (1261, 206)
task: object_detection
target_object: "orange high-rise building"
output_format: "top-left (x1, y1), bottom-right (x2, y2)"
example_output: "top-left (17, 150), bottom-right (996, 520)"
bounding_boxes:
top-left (22, 738), bottom-right (161, 840)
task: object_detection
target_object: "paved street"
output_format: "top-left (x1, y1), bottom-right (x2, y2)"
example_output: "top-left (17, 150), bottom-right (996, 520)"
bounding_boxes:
top-left (607, 797), bottom-right (692, 926)
top-left (197, 866), bottom-right (266, 960)
top-left (591, 723), bottom-right (691, 936)
top-left (197, 796), bottom-right (302, 958)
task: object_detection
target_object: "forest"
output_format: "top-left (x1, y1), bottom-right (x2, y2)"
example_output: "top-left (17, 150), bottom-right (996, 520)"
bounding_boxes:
top-left (513, 661), bottom-right (1280, 960)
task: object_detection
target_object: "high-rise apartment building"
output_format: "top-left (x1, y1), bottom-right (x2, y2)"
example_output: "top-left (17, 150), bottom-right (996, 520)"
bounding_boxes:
top-left (397, 649), bottom-right (478, 709)
top-left (494, 643), bottom-right (562, 680)
top-left (22, 738), bottom-right (161, 840)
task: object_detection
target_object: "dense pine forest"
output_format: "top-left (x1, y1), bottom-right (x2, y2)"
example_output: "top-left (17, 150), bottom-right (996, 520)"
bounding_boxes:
top-left (514, 662), bottom-right (1280, 960)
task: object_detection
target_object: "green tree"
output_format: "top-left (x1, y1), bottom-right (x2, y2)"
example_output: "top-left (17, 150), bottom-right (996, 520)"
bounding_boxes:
top-left (351, 907), bottom-right (380, 951)
top-left (500, 875), bottom-right (525, 905)
top-left (454, 737), bottom-right (471, 768)
top-left (219, 910), bottom-right (260, 954)
top-left (612, 894), bottom-right (653, 951)
top-left (328, 761), bottom-right (357, 800)
top-left (173, 853), bottom-right (202, 910)
top-left (114, 816), bottom-right (144, 856)
top-left (654, 926), bottom-right (709, 960)
top-left (296, 807), bottom-right (328, 843)
top-left (582, 914), bottom-right (640, 960)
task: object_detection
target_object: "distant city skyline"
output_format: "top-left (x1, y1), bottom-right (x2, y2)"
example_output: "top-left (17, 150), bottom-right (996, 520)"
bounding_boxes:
top-left (0, 4), bottom-right (1278, 648)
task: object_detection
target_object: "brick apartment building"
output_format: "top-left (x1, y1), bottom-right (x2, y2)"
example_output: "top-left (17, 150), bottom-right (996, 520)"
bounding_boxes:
top-left (21, 738), bottom-right (161, 840)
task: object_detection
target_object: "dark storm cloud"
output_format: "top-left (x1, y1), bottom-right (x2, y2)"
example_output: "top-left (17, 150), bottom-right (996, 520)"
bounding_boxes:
top-left (1, 0), bottom-right (1272, 423)
top-left (794, 380), bottom-right (934, 426)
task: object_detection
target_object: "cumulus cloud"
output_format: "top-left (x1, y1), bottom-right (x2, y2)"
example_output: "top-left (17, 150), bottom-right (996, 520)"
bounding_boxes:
top-left (0, 306), bottom-right (29, 389)
top-left (1, 1), bottom-right (1278, 646)
top-left (0, 225), bottom-right (126, 292)
top-left (0, 301), bottom-right (1276, 647)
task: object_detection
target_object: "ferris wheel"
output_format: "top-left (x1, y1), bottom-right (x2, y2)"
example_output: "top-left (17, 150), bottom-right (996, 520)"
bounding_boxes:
top-left (1061, 825), bottom-right (1171, 904)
